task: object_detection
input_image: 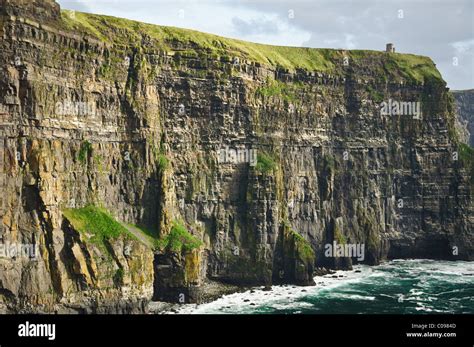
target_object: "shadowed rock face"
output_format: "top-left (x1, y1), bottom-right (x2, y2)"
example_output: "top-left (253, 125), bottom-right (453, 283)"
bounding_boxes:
top-left (0, 0), bottom-right (472, 311)
top-left (453, 89), bottom-right (474, 147)
top-left (0, 0), bottom-right (60, 21)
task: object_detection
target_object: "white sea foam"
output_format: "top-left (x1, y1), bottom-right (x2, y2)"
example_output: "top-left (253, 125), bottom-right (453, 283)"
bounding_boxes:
top-left (161, 260), bottom-right (474, 314)
top-left (164, 265), bottom-right (374, 314)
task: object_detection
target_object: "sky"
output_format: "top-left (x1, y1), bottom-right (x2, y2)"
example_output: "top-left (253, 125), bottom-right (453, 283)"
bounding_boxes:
top-left (57, 0), bottom-right (474, 90)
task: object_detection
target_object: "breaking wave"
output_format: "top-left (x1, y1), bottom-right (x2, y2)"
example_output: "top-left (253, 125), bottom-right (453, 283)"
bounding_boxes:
top-left (165, 259), bottom-right (474, 314)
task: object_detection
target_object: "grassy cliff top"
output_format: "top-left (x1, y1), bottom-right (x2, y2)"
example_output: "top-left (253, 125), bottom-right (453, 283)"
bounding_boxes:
top-left (452, 89), bottom-right (474, 93)
top-left (59, 9), bottom-right (442, 83)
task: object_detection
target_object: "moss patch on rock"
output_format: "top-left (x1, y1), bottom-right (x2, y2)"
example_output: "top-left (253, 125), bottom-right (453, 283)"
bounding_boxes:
top-left (78, 140), bottom-right (93, 164)
top-left (157, 220), bottom-right (202, 254)
top-left (63, 205), bottom-right (135, 246)
top-left (283, 223), bottom-right (315, 264)
top-left (459, 143), bottom-right (474, 187)
top-left (333, 222), bottom-right (347, 244)
top-left (255, 151), bottom-right (277, 174)
top-left (256, 78), bottom-right (304, 102)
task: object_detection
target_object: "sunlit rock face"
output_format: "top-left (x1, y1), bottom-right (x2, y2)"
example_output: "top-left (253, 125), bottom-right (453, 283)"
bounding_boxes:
top-left (0, 0), bottom-right (472, 311)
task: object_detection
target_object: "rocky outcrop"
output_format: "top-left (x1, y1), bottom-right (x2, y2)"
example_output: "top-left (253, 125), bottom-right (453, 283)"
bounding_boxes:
top-left (0, 0), bottom-right (472, 311)
top-left (453, 89), bottom-right (474, 146)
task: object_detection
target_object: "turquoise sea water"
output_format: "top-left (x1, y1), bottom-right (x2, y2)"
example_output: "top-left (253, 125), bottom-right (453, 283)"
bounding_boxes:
top-left (170, 259), bottom-right (474, 314)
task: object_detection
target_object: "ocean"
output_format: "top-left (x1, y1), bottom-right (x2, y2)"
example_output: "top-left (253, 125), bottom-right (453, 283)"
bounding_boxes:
top-left (167, 259), bottom-right (474, 314)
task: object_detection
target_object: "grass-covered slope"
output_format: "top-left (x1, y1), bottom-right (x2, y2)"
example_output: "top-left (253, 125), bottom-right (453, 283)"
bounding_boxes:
top-left (59, 10), bottom-right (442, 83)
top-left (157, 220), bottom-right (202, 253)
top-left (63, 205), bottom-right (138, 246)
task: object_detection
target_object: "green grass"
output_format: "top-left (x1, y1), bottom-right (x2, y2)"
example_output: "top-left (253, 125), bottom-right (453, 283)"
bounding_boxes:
top-left (157, 153), bottom-right (169, 172)
top-left (323, 154), bottom-right (336, 173)
top-left (78, 140), bottom-right (93, 164)
top-left (58, 10), bottom-right (442, 81)
top-left (127, 224), bottom-right (161, 248)
top-left (458, 143), bottom-right (474, 186)
top-left (255, 152), bottom-right (277, 174)
top-left (385, 53), bottom-right (442, 83)
top-left (132, 224), bottom-right (159, 239)
top-left (293, 231), bottom-right (315, 263)
top-left (63, 205), bottom-right (134, 246)
top-left (333, 223), bottom-right (347, 244)
top-left (366, 85), bottom-right (384, 103)
top-left (113, 268), bottom-right (125, 284)
top-left (459, 143), bottom-right (474, 163)
top-left (60, 10), bottom-right (339, 72)
top-left (283, 223), bottom-right (315, 264)
top-left (157, 220), bottom-right (202, 254)
top-left (151, 142), bottom-right (170, 172)
top-left (256, 79), bottom-right (304, 102)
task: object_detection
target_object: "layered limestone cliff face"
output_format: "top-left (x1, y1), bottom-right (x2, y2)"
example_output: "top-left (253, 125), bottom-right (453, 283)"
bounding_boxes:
top-left (0, 0), bottom-right (472, 311)
top-left (453, 89), bottom-right (474, 147)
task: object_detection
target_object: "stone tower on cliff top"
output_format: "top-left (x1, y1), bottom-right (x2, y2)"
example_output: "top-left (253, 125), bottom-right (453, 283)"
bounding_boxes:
top-left (386, 43), bottom-right (395, 53)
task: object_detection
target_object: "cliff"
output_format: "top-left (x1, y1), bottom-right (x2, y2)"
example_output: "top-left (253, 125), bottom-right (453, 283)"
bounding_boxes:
top-left (453, 89), bottom-right (474, 147)
top-left (0, 0), bottom-right (472, 312)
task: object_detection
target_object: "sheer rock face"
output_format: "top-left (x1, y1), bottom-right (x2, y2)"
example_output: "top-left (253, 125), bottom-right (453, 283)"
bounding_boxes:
top-left (0, 0), bottom-right (472, 311)
top-left (0, 0), bottom-right (60, 21)
top-left (453, 89), bottom-right (474, 147)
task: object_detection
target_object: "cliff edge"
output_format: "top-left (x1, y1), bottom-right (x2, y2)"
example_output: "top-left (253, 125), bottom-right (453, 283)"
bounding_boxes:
top-left (0, 0), bottom-right (472, 312)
